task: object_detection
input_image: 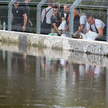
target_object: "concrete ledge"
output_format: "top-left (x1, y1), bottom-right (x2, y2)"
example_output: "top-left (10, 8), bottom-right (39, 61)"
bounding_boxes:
top-left (0, 30), bottom-right (108, 55)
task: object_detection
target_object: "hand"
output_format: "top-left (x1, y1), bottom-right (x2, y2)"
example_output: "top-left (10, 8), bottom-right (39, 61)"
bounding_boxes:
top-left (73, 32), bottom-right (78, 37)
top-left (29, 21), bottom-right (33, 26)
top-left (58, 30), bottom-right (62, 36)
top-left (22, 26), bottom-right (26, 31)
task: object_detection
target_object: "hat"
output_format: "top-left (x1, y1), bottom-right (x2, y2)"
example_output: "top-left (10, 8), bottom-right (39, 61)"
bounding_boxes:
top-left (14, 0), bottom-right (19, 4)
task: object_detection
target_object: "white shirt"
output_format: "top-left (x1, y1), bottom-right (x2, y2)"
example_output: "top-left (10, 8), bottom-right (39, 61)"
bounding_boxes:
top-left (79, 13), bottom-right (87, 33)
top-left (64, 13), bottom-right (67, 18)
top-left (87, 19), bottom-right (105, 32)
top-left (42, 7), bottom-right (54, 24)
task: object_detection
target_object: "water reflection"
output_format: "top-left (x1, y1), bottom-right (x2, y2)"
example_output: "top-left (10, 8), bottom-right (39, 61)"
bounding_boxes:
top-left (0, 50), bottom-right (107, 107)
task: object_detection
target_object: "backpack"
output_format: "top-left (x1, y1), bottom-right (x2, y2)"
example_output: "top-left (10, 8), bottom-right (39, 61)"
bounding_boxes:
top-left (41, 8), bottom-right (52, 34)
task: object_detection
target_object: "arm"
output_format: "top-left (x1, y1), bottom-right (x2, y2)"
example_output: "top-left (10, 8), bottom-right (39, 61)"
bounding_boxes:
top-left (97, 27), bottom-right (103, 37)
top-left (63, 14), bottom-right (70, 33)
top-left (41, 14), bottom-right (43, 22)
top-left (22, 13), bottom-right (27, 31)
top-left (41, 9), bottom-right (44, 23)
top-left (73, 24), bottom-right (85, 36)
top-left (87, 29), bottom-right (90, 33)
top-left (12, 14), bottom-right (13, 22)
top-left (62, 17), bottom-right (65, 21)
top-left (28, 19), bottom-right (33, 26)
top-left (61, 13), bottom-right (65, 21)
top-left (63, 24), bottom-right (69, 34)
top-left (52, 23), bottom-right (61, 35)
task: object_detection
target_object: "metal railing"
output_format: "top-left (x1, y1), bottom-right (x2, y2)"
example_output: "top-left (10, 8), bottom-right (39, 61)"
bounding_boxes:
top-left (0, 0), bottom-right (108, 40)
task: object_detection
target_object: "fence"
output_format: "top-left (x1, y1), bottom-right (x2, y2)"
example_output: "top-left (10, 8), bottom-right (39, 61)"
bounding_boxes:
top-left (0, 0), bottom-right (108, 40)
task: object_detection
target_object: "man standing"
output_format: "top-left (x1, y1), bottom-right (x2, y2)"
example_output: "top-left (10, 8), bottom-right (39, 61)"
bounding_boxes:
top-left (86, 14), bottom-right (106, 41)
top-left (60, 2), bottom-right (73, 37)
top-left (50, 5), bottom-right (62, 36)
top-left (20, 0), bottom-right (33, 32)
top-left (12, 0), bottom-right (27, 32)
top-left (73, 7), bottom-right (87, 38)
top-left (41, 0), bottom-right (54, 34)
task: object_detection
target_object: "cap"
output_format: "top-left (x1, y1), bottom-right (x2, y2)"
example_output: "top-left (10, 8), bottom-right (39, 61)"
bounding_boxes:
top-left (14, 0), bottom-right (19, 4)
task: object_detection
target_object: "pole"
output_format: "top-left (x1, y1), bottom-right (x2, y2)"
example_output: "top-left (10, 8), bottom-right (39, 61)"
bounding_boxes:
top-left (8, 0), bottom-right (15, 31)
top-left (106, 68), bottom-right (108, 107)
top-left (36, 0), bottom-right (47, 34)
top-left (107, 9), bottom-right (108, 42)
top-left (69, 62), bottom-right (73, 87)
top-left (69, 0), bottom-right (82, 38)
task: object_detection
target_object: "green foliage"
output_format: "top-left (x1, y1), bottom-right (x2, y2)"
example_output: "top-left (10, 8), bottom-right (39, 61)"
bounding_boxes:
top-left (53, 0), bottom-right (76, 4)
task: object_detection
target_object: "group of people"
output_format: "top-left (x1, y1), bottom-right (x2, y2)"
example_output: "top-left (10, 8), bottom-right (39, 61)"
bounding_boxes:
top-left (12, 0), bottom-right (107, 41)
top-left (41, 0), bottom-right (72, 37)
top-left (41, 0), bottom-right (106, 41)
top-left (12, 0), bottom-right (33, 33)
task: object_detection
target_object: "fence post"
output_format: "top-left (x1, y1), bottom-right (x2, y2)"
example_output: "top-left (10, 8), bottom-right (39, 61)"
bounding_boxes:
top-left (107, 9), bottom-right (108, 42)
top-left (69, 0), bottom-right (82, 38)
top-left (36, 0), bottom-right (47, 34)
top-left (8, 0), bottom-right (15, 31)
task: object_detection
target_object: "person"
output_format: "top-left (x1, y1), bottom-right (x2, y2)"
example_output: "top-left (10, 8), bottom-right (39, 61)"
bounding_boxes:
top-left (20, 0), bottom-right (33, 32)
top-left (73, 7), bottom-right (87, 38)
top-left (50, 4), bottom-right (62, 36)
top-left (60, 1), bottom-right (73, 37)
top-left (59, 1), bottom-right (80, 37)
top-left (55, 2), bottom-right (65, 17)
top-left (12, 0), bottom-right (27, 32)
top-left (41, 0), bottom-right (54, 34)
top-left (73, 9), bottom-right (80, 33)
top-left (0, 20), bottom-right (2, 30)
top-left (55, 2), bottom-right (61, 11)
top-left (86, 14), bottom-right (106, 41)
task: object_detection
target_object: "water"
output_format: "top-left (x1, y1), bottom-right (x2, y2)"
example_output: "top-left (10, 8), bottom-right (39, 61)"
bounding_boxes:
top-left (0, 49), bottom-right (107, 108)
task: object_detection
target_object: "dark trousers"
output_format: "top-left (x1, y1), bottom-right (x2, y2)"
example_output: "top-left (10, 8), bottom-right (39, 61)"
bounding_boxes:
top-left (12, 23), bottom-right (30, 33)
top-left (95, 35), bottom-right (106, 41)
top-left (12, 23), bottom-right (22, 32)
top-left (41, 17), bottom-right (51, 34)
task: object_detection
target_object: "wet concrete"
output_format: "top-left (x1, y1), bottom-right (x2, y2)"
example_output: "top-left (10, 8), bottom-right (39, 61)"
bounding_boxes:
top-left (0, 48), bottom-right (108, 107)
top-left (1, 30), bottom-right (108, 56)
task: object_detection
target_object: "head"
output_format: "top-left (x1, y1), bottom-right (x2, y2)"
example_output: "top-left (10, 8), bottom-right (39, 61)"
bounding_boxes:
top-left (48, 0), bottom-right (54, 7)
top-left (64, 5), bottom-right (67, 13)
top-left (53, 5), bottom-right (59, 16)
top-left (55, 2), bottom-right (61, 9)
top-left (86, 15), bottom-right (95, 25)
top-left (14, 0), bottom-right (19, 7)
top-left (75, 7), bottom-right (83, 15)
top-left (64, 5), bottom-right (70, 14)
top-left (66, 1), bottom-right (73, 9)
top-left (64, 1), bottom-right (73, 13)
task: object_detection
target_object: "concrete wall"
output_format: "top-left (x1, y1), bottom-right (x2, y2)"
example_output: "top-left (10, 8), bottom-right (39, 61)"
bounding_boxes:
top-left (0, 30), bottom-right (108, 56)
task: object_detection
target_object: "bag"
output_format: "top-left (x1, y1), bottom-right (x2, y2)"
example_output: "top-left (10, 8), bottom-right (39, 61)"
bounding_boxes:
top-left (58, 20), bottom-right (67, 31)
top-left (86, 30), bottom-right (98, 40)
top-left (58, 20), bottom-right (68, 37)
top-left (41, 8), bottom-right (52, 34)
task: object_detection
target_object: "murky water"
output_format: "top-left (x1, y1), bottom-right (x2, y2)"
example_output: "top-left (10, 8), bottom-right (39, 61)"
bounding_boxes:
top-left (0, 50), bottom-right (108, 108)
